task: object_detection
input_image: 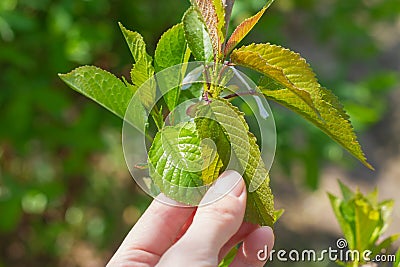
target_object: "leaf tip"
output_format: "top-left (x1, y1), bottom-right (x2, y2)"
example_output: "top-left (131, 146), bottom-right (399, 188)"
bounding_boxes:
top-left (274, 209), bottom-right (284, 223)
top-left (364, 161), bottom-right (375, 171)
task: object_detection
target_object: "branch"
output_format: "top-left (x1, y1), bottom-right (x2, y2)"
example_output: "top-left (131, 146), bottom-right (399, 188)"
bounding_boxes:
top-left (223, 0), bottom-right (235, 39)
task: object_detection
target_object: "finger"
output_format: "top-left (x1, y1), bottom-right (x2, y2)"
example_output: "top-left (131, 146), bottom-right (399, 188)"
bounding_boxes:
top-left (230, 226), bottom-right (274, 267)
top-left (158, 171), bottom-right (246, 266)
top-left (175, 209), bottom-right (196, 241)
top-left (218, 222), bottom-right (259, 262)
top-left (108, 195), bottom-right (195, 266)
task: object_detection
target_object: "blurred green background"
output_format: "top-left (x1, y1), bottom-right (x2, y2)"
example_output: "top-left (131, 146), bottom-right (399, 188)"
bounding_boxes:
top-left (1, 0), bottom-right (399, 266)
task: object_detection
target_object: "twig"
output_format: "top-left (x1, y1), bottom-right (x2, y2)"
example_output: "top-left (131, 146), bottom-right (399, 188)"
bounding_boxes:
top-left (222, 0), bottom-right (235, 52)
top-left (223, 90), bottom-right (256, 100)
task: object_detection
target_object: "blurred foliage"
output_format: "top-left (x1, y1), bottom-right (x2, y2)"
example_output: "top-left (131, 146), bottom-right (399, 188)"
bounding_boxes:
top-left (0, 0), bottom-right (399, 266)
top-left (329, 181), bottom-right (398, 266)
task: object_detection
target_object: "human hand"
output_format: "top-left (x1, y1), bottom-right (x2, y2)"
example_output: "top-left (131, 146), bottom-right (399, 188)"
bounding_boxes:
top-left (107, 171), bottom-right (274, 267)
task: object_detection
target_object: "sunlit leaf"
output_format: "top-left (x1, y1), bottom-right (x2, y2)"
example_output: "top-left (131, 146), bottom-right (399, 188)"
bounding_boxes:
top-left (394, 248), bottom-right (400, 267)
top-left (196, 99), bottom-right (275, 226)
top-left (119, 23), bottom-right (155, 108)
top-left (230, 44), bottom-right (316, 114)
top-left (231, 43), bottom-right (372, 169)
top-left (213, 0), bottom-right (225, 45)
top-left (182, 7), bottom-right (214, 62)
top-left (155, 23), bottom-right (188, 72)
top-left (371, 234), bottom-right (400, 258)
top-left (338, 179), bottom-right (354, 201)
top-left (328, 193), bottom-right (355, 248)
top-left (59, 66), bottom-right (132, 119)
top-left (329, 181), bottom-right (399, 265)
top-left (148, 122), bottom-right (204, 205)
top-left (154, 23), bottom-right (190, 110)
top-left (354, 194), bottom-right (381, 251)
top-left (119, 22), bottom-right (152, 65)
top-left (218, 246), bottom-right (238, 267)
top-left (224, 0), bottom-right (275, 56)
top-left (191, 0), bottom-right (225, 57)
top-left (195, 115), bottom-right (231, 184)
top-left (377, 199), bottom-right (394, 236)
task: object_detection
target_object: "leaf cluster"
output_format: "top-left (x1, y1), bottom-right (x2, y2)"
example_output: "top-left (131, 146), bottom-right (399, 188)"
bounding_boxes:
top-left (329, 181), bottom-right (399, 266)
top-left (59, 0), bottom-right (372, 228)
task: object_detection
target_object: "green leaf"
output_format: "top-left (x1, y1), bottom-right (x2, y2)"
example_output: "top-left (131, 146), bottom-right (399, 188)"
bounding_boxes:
top-left (371, 234), bottom-right (399, 258)
top-left (182, 6), bottom-right (214, 62)
top-left (59, 66), bottom-right (132, 119)
top-left (354, 195), bottom-right (381, 251)
top-left (329, 181), bottom-right (398, 265)
top-left (212, 0), bottom-right (225, 45)
top-left (130, 59), bottom-right (155, 109)
top-left (274, 209), bottom-right (284, 221)
top-left (148, 122), bottom-right (205, 205)
top-left (224, 0), bottom-right (274, 56)
top-left (196, 99), bottom-right (275, 226)
top-left (231, 43), bottom-right (372, 169)
top-left (394, 248), bottom-right (400, 267)
top-left (338, 179), bottom-right (355, 202)
top-left (230, 44), bottom-right (316, 115)
top-left (119, 23), bottom-right (155, 108)
top-left (191, 0), bottom-right (225, 58)
top-left (378, 199), bottom-right (394, 234)
top-left (154, 23), bottom-right (190, 111)
top-left (328, 193), bottom-right (355, 248)
top-left (219, 246), bottom-right (238, 267)
top-left (195, 115), bottom-right (231, 184)
top-left (155, 23), bottom-right (188, 72)
top-left (119, 22), bottom-right (152, 65)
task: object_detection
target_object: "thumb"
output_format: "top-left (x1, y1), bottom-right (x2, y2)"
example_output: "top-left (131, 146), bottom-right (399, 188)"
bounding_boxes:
top-left (157, 171), bottom-right (246, 266)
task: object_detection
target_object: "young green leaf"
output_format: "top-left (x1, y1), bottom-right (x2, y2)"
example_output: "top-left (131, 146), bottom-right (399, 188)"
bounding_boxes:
top-left (338, 179), bottom-right (355, 201)
top-left (191, 0), bottom-right (225, 58)
top-left (230, 44), bottom-right (316, 115)
top-left (154, 23), bottom-right (190, 111)
top-left (395, 248), bottom-right (400, 267)
top-left (119, 23), bottom-right (155, 108)
top-left (218, 246), bottom-right (238, 267)
top-left (224, 0), bottom-right (275, 56)
top-left (196, 99), bottom-right (275, 226)
top-left (328, 193), bottom-right (355, 248)
top-left (155, 23), bottom-right (188, 72)
top-left (379, 199), bottom-right (395, 233)
top-left (329, 181), bottom-right (399, 262)
top-left (354, 194), bottom-right (381, 251)
top-left (213, 0), bottom-right (225, 46)
top-left (119, 22), bottom-right (152, 65)
top-left (59, 66), bottom-right (132, 119)
top-left (194, 116), bottom-right (231, 184)
top-left (371, 234), bottom-right (400, 258)
top-left (148, 122), bottom-right (205, 205)
top-left (182, 6), bottom-right (214, 62)
top-left (231, 43), bottom-right (372, 169)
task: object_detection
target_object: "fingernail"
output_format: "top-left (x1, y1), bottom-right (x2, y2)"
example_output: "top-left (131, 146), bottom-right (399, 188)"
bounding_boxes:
top-left (199, 171), bottom-right (244, 205)
top-left (212, 170), bottom-right (244, 197)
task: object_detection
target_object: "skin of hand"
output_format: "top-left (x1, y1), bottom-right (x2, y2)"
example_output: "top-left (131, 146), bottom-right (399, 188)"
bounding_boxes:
top-left (107, 170), bottom-right (274, 267)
